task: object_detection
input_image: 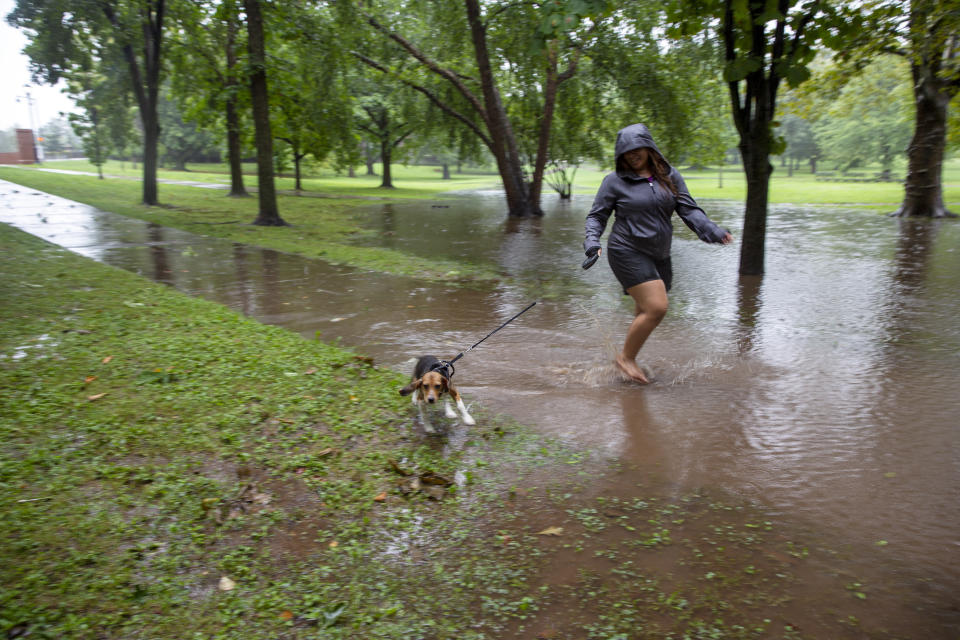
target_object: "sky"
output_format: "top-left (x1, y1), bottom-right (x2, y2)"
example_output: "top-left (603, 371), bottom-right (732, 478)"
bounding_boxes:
top-left (0, 0), bottom-right (79, 132)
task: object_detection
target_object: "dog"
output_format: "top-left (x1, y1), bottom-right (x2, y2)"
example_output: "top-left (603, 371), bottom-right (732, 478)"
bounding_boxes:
top-left (399, 356), bottom-right (475, 427)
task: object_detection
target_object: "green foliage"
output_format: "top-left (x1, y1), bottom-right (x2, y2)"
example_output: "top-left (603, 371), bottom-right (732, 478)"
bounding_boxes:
top-left (812, 56), bottom-right (913, 171)
top-left (158, 95), bottom-right (221, 169)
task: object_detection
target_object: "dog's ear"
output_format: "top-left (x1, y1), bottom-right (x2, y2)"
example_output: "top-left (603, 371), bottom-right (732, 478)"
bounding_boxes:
top-left (399, 378), bottom-right (421, 396)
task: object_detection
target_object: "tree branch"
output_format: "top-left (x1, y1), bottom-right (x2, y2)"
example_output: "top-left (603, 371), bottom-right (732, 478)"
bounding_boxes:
top-left (352, 51), bottom-right (493, 149)
top-left (362, 12), bottom-right (488, 123)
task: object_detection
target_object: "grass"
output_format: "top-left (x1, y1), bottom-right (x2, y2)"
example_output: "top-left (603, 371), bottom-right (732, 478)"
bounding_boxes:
top-left (0, 166), bottom-right (503, 285)
top-left (12, 159), bottom-right (503, 200)
top-left (2, 224), bottom-right (911, 639)
top-left (0, 223), bottom-right (565, 638)
top-left (573, 157), bottom-right (960, 208)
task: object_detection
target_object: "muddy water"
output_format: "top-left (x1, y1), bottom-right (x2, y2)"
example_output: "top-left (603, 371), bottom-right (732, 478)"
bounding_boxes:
top-left (3, 179), bottom-right (959, 631)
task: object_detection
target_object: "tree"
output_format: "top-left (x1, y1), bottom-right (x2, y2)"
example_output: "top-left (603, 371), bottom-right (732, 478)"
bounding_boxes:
top-left (168, 0), bottom-right (251, 197)
top-left (270, 5), bottom-right (354, 192)
top-left (8, 0), bottom-right (168, 205)
top-left (242, 0), bottom-right (285, 226)
top-left (358, 0), bottom-right (608, 217)
top-left (65, 66), bottom-right (134, 179)
top-left (811, 56), bottom-right (912, 174)
top-left (850, 0), bottom-right (960, 217)
top-left (158, 94), bottom-right (219, 170)
top-left (669, 0), bottom-right (859, 275)
top-left (779, 114), bottom-right (818, 175)
top-left (38, 116), bottom-right (82, 154)
top-left (355, 92), bottom-right (416, 189)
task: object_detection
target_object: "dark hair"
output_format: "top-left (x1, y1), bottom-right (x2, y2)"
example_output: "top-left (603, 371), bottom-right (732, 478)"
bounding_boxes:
top-left (617, 149), bottom-right (678, 196)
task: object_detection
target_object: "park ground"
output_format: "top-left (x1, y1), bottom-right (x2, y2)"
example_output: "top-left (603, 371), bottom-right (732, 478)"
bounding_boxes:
top-left (1, 160), bottom-right (957, 638)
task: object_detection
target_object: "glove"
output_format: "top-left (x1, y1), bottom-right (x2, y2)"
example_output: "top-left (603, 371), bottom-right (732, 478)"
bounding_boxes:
top-left (582, 246), bottom-right (601, 270)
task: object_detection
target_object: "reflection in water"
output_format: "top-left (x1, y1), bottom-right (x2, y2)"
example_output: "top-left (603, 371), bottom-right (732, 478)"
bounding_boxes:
top-left (147, 223), bottom-right (173, 285)
top-left (893, 217), bottom-right (936, 292)
top-left (2, 179), bottom-right (959, 632)
top-left (380, 203), bottom-right (396, 248)
top-left (735, 274), bottom-right (763, 354)
top-left (232, 243), bottom-right (253, 317)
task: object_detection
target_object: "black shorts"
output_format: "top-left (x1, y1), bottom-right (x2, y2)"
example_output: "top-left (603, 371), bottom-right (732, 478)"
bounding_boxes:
top-left (607, 247), bottom-right (672, 294)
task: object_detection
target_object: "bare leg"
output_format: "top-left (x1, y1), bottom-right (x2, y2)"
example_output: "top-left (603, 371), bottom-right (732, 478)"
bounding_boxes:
top-left (615, 279), bottom-right (668, 384)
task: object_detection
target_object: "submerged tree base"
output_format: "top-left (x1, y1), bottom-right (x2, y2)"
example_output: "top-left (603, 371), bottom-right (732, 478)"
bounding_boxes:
top-left (891, 204), bottom-right (957, 218)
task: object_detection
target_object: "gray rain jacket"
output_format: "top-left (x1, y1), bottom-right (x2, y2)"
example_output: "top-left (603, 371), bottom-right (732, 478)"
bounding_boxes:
top-left (584, 123), bottom-right (728, 260)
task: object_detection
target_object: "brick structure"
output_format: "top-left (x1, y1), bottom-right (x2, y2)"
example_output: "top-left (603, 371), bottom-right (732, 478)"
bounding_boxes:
top-left (0, 129), bottom-right (38, 165)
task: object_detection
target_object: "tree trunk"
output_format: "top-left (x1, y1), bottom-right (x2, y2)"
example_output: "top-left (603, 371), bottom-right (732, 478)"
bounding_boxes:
top-left (225, 98), bottom-right (248, 197)
top-left (102, 0), bottom-right (164, 205)
top-left (141, 106), bottom-right (160, 205)
top-left (724, 0), bottom-right (784, 276)
top-left (739, 134), bottom-right (772, 276)
top-left (294, 152), bottom-right (305, 191)
top-left (464, 0), bottom-right (540, 217)
top-left (893, 68), bottom-right (955, 217)
top-left (243, 0), bottom-right (286, 226)
top-left (441, 163), bottom-right (450, 179)
top-left (225, 13), bottom-right (249, 198)
top-left (380, 139), bottom-right (393, 188)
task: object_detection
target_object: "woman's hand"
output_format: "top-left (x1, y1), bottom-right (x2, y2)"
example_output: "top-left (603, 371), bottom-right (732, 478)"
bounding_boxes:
top-left (720, 232), bottom-right (733, 244)
top-left (582, 246), bottom-right (602, 270)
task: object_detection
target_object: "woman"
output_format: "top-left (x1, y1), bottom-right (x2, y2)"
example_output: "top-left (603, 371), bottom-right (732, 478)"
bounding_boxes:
top-left (583, 123), bottom-right (733, 384)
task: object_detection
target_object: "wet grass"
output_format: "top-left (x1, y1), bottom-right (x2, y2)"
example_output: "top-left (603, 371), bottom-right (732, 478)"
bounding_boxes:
top-left (1, 224), bottom-right (942, 639)
top-left (0, 167), bottom-right (502, 286)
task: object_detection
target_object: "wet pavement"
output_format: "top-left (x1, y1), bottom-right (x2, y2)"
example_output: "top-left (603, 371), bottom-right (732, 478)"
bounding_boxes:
top-left (2, 178), bottom-right (959, 634)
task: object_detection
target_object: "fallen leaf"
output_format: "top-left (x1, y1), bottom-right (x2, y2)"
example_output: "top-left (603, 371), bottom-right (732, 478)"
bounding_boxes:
top-left (316, 448), bottom-right (339, 457)
top-left (84, 376), bottom-right (97, 384)
top-left (218, 576), bottom-right (236, 591)
top-left (373, 492), bottom-right (387, 502)
top-left (102, 355), bottom-right (113, 364)
top-left (537, 526), bottom-right (564, 536)
top-left (280, 610), bottom-right (294, 621)
top-left (388, 459), bottom-right (412, 476)
top-left (304, 368), bottom-right (318, 375)
top-left (87, 392), bottom-right (107, 401)
top-left (420, 471), bottom-right (453, 486)
top-left (328, 541), bottom-right (339, 549)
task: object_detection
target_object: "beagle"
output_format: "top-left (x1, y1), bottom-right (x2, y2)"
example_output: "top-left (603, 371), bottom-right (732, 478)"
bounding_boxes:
top-left (399, 356), bottom-right (475, 427)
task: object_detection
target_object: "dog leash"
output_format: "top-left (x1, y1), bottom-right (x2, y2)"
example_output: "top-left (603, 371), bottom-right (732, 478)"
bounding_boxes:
top-left (431, 301), bottom-right (537, 378)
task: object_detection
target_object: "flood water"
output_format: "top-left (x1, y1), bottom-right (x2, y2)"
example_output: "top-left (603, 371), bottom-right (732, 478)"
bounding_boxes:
top-left (2, 178), bottom-right (959, 633)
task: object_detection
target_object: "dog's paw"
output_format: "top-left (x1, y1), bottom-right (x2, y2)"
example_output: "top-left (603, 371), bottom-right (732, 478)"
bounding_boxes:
top-left (462, 415), bottom-right (476, 426)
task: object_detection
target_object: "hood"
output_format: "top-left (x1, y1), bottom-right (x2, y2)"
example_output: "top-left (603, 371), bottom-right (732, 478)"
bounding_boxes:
top-left (614, 123), bottom-right (665, 165)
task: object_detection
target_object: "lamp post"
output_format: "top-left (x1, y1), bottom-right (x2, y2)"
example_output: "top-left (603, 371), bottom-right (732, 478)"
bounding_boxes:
top-left (15, 85), bottom-right (43, 164)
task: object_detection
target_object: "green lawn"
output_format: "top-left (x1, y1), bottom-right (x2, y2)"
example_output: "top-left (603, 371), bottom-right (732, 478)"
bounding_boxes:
top-left (28, 154), bottom-right (960, 208)
top-left (0, 167), bottom-right (503, 285)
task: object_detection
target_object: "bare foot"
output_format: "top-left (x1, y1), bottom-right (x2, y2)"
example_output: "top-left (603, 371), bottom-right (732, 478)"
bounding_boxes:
top-left (614, 354), bottom-right (650, 384)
